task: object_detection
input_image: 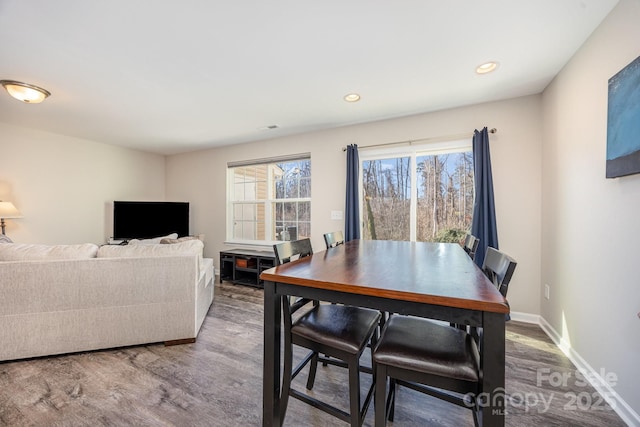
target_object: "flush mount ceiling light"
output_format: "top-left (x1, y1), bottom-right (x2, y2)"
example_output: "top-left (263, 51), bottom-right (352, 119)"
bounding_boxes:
top-left (475, 61), bottom-right (499, 74)
top-left (0, 80), bottom-right (51, 103)
top-left (343, 93), bottom-right (361, 102)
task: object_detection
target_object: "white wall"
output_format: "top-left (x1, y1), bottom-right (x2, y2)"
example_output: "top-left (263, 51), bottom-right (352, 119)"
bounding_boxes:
top-left (541, 0), bottom-right (640, 420)
top-left (167, 94), bottom-right (543, 316)
top-left (0, 122), bottom-right (166, 244)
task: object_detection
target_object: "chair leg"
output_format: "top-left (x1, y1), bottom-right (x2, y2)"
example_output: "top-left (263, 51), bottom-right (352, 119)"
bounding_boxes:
top-left (470, 394), bottom-right (480, 427)
top-left (375, 364), bottom-right (387, 426)
top-left (279, 334), bottom-right (294, 422)
top-left (306, 352), bottom-right (319, 390)
top-left (472, 406), bottom-right (480, 427)
top-left (387, 378), bottom-right (396, 422)
top-left (349, 358), bottom-right (362, 427)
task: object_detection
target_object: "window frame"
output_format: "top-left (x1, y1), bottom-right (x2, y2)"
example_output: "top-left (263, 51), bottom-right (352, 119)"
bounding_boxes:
top-left (226, 154), bottom-right (311, 247)
top-left (359, 139), bottom-right (472, 242)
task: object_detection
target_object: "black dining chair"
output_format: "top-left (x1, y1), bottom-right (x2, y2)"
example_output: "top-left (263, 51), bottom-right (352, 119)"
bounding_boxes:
top-left (463, 234), bottom-right (480, 261)
top-left (482, 246), bottom-right (517, 321)
top-left (373, 247), bottom-right (517, 426)
top-left (452, 234), bottom-right (478, 329)
top-left (274, 238), bottom-right (381, 426)
top-left (324, 230), bottom-right (388, 334)
top-left (323, 230), bottom-right (345, 249)
top-left (482, 246), bottom-right (517, 298)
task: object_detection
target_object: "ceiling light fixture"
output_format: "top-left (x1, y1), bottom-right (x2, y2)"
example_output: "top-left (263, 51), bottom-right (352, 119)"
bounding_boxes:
top-left (343, 93), bottom-right (361, 102)
top-left (476, 62), bottom-right (499, 74)
top-left (0, 80), bottom-right (51, 103)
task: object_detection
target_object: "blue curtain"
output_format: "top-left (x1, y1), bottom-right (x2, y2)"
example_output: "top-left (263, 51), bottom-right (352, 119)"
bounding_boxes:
top-left (345, 144), bottom-right (360, 241)
top-left (471, 127), bottom-right (498, 267)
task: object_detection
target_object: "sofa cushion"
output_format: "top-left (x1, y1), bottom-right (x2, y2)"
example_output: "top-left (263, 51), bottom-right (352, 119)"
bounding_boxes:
top-left (0, 243), bottom-right (99, 261)
top-left (160, 234), bottom-right (204, 244)
top-left (97, 239), bottom-right (203, 260)
top-left (127, 233), bottom-right (178, 245)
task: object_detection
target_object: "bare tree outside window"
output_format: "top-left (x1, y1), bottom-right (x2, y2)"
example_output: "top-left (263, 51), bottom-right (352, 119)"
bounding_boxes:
top-left (416, 152), bottom-right (474, 242)
top-left (362, 149), bottom-right (473, 243)
top-left (362, 157), bottom-right (411, 240)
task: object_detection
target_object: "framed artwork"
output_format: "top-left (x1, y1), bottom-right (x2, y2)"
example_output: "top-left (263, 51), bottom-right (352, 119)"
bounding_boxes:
top-left (606, 55), bottom-right (640, 178)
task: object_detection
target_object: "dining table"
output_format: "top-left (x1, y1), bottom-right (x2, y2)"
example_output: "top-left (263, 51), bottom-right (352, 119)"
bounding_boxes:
top-left (261, 239), bottom-right (509, 427)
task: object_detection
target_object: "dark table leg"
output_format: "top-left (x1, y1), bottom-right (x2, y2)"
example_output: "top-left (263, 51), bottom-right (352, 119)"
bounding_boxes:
top-left (479, 311), bottom-right (506, 427)
top-left (263, 281), bottom-right (282, 426)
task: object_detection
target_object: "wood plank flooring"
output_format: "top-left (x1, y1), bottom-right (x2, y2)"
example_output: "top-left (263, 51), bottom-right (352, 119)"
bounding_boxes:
top-left (0, 282), bottom-right (628, 426)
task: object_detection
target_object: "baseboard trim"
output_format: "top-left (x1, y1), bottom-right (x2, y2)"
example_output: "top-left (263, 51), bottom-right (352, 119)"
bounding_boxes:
top-left (509, 311), bottom-right (541, 324)
top-left (537, 316), bottom-right (639, 427)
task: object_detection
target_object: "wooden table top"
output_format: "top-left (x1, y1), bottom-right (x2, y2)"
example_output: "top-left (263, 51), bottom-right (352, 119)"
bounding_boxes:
top-left (261, 239), bottom-right (509, 314)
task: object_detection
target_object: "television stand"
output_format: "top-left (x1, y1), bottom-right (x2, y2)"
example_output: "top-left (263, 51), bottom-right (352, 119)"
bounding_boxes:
top-left (219, 248), bottom-right (276, 288)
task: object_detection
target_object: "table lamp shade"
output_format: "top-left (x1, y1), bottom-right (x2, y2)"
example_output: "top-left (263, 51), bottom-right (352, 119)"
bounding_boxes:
top-left (0, 201), bottom-right (22, 219)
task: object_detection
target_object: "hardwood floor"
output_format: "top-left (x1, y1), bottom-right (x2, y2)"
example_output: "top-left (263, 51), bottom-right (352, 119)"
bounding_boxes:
top-left (0, 282), bottom-right (628, 426)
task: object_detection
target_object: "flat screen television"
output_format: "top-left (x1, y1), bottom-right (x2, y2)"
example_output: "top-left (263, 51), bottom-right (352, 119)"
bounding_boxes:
top-left (113, 201), bottom-right (189, 240)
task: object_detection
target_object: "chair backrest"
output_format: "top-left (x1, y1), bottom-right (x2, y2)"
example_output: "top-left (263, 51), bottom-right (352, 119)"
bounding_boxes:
top-left (481, 247), bottom-right (517, 297)
top-left (323, 231), bottom-right (344, 249)
top-left (273, 238), bottom-right (313, 266)
top-left (463, 234), bottom-right (479, 260)
top-left (273, 239), bottom-right (316, 324)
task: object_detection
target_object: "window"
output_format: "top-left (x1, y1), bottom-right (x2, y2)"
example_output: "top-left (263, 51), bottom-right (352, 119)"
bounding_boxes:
top-left (361, 140), bottom-right (473, 243)
top-left (227, 154), bottom-right (311, 244)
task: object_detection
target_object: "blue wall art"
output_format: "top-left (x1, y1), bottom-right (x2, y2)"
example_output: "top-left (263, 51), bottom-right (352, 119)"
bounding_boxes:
top-left (607, 55), bottom-right (640, 178)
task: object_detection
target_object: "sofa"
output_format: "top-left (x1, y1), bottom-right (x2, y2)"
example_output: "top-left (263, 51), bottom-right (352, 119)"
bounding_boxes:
top-left (0, 239), bottom-right (214, 362)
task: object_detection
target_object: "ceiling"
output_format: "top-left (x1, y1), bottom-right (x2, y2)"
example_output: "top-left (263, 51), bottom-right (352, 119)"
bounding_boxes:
top-left (0, 0), bottom-right (619, 155)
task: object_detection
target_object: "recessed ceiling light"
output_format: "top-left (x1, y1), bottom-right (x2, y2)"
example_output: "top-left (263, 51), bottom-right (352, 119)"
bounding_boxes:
top-left (476, 62), bottom-right (499, 74)
top-left (344, 93), bottom-right (361, 102)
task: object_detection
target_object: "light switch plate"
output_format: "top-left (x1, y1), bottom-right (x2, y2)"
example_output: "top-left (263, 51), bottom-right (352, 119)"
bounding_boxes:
top-left (331, 210), bottom-right (343, 220)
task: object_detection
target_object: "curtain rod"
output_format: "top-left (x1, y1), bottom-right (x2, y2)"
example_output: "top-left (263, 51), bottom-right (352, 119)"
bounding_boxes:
top-left (341, 128), bottom-right (497, 151)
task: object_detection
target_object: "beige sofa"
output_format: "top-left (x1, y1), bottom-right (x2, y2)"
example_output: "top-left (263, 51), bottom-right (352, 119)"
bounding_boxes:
top-left (0, 240), bottom-right (214, 361)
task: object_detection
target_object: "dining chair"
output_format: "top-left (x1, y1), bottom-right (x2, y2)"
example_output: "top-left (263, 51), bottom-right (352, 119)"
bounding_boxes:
top-left (373, 247), bottom-right (517, 426)
top-left (274, 238), bottom-right (381, 426)
top-left (373, 315), bottom-right (481, 426)
top-left (463, 234), bottom-right (479, 261)
top-left (323, 230), bottom-right (345, 249)
top-left (482, 246), bottom-right (517, 321)
top-left (452, 233), bottom-right (479, 329)
top-left (324, 230), bottom-right (388, 333)
top-left (482, 246), bottom-right (517, 298)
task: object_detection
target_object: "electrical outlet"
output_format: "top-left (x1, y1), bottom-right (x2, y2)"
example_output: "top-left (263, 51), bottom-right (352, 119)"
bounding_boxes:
top-left (544, 284), bottom-right (550, 300)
